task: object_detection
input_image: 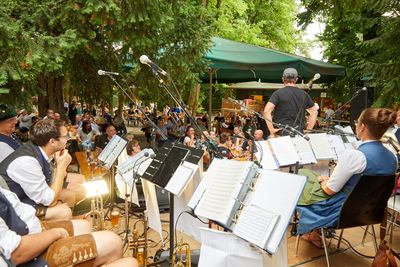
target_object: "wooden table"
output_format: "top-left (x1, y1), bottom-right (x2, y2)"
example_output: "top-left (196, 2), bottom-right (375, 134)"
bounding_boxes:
top-left (75, 151), bottom-right (108, 179)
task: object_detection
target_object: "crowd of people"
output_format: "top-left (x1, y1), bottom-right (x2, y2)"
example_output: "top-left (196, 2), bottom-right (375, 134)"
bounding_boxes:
top-left (0, 67), bottom-right (399, 265)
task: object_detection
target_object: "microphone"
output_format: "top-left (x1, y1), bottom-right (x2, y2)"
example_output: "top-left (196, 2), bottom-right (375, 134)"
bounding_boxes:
top-left (139, 55), bottom-right (168, 76)
top-left (354, 87), bottom-right (367, 95)
top-left (307, 73), bottom-right (321, 86)
top-left (97, 70), bottom-right (119, 76)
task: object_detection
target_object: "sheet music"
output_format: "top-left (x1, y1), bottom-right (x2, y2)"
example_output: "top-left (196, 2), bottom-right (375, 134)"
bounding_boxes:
top-left (233, 204), bottom-right (279, 249)
top-left (268, 136), bottom-right (300, 166)
top-left (194, 159), bottom-right (255, 226)
top-left (291, 137), bottom-right (317, 165)
top-left (165, 161), bottom-right (198, 197)
top-left (252, 170), bottom-right (306, 253)
top-left (327, 134), bottom-right (347, 157)
top-left (256, 141), bottom-right (278, 170)
top-left (98, 135), bottom-right (128, 169)
top-left (308, 133), bottom-right (337, 160)
top-left (117, 149), bottom-right (155, 174)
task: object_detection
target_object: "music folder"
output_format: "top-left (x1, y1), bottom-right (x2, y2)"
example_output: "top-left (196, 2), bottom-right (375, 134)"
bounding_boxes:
top-left (141, 143), bottom-right (204, 196)
top-left (97, 135), bottom-right (128, 169)
top-left (190, 159), bottom-right (307, 253)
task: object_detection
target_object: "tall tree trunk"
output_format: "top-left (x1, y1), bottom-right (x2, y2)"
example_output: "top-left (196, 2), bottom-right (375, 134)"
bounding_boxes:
top-left (188, 83), bottom-right (201, 116)
top-left (37, 75), bottom-right (64, 118)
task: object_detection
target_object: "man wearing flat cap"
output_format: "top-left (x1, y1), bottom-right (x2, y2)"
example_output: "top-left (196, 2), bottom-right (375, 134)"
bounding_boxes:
top-left (264, 68), bottom-right (318, 137)
top-left (0, 104), bottom-right (21, 163)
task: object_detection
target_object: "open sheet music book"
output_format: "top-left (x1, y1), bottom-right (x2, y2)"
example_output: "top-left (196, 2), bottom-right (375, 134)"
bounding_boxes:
top-left (98, 135), bottom-right (128, 169)
top-left (256, 136), bottom-right (316, 169)
top-left (307, 133), bottom-right (337, 160)
top-left (190, 159), bottom-right (307, 253)
top-left (194, 159), bottom-right (258, 227)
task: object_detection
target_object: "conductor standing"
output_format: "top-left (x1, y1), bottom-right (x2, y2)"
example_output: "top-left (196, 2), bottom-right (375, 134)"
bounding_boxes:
top-left (264, 68), bottom-right (318, 138)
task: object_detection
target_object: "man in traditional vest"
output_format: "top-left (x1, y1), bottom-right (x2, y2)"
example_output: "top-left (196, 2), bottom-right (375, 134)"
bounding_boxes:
top-left (0, 119), bottom-right (85, 220)
top-left (0, 186), bottom-right (138, 267)
top-left (0, 104), bottom-right (21, 163)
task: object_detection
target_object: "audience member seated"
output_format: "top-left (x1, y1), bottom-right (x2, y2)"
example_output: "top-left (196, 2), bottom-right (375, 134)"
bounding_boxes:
top-left (0, 104), bottom-right (21, 163)
top-left (183, 126), bottom-right (196, 148)
top-left (296, 108), bottom-right (398, 248)
top-left (0, 187), bottom-right (138, 267)
top-left (78, 120), bottom-right (99, 151)
top-left (217, 132), bottom-right (234, 159)
top-left (0, 119), bottom-right (86, 221)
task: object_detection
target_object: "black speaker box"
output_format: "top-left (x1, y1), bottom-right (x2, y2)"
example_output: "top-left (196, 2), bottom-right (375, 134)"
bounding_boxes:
top-left (350, 87), bottom-right (374, 124)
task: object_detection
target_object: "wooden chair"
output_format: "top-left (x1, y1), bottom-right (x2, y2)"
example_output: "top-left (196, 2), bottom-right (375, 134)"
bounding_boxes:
top-left (296, 174), bottom-right (396, 267)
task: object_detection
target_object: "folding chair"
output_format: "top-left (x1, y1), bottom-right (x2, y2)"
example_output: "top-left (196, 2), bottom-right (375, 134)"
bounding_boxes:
top-left (296, 174), bottom-right (396, 267)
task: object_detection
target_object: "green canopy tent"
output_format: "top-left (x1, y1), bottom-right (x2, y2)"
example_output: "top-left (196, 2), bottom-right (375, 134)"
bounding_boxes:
top-left (202, 37), bottom-right (346, 125)
top-left (203, 37), bottom-right (346, 84)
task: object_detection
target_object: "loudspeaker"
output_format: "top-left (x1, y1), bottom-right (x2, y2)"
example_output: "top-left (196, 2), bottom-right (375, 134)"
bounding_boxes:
top-left (350, 87), bottom-right (374, 124)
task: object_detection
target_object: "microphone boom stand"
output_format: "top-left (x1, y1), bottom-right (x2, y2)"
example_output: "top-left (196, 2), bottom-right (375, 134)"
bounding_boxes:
top-left (104, 74), bottom-right (168, 151)
top-left (324, 88), bottom-right (366, 124)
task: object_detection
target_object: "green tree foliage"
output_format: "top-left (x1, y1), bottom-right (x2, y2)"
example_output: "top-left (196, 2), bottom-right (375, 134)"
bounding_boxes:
top-left (209, 0), bottom-right (301, 53)
top-left (0, 0), bottom-right (214, 113)
top-left (299, 0), bottom-right (400, 107)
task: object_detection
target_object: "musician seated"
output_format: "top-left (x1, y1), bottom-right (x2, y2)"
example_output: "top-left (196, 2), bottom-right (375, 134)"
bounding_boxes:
top-left (126, 139), bottom-right (141, 157)
top-left (217, 132), bottom-right (234, 159)
top-left (0, 187), bottom-right (138, 267)
top-left (0, 119), bottom-right (86, 220)
top-left (296, 108), bottom-right (398, 248)
top-left (242, 129), bottom-right (264, 151)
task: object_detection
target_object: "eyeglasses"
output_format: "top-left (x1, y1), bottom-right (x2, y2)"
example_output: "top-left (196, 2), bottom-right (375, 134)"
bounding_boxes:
top-left (58, 133), bottom-right (70, 139)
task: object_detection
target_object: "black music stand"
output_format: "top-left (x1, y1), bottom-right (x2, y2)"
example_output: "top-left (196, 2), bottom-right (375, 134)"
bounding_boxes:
top-left (141, 143), bottom-right (204, 263)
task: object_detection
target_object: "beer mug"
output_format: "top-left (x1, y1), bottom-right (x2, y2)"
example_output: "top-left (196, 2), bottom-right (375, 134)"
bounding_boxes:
top-left (110, 208), bottom-right (120, 227)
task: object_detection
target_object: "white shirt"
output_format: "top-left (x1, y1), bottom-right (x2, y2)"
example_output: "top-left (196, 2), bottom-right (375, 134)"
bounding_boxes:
top-left (325, 141), bottom-right (378, 192)
top-left (0, 143), bottom-right (14, 163)
top-left (6, 147), bottom-right (54, 206)
top-left (0, 187), bottom-right (41, 259)
top-left (78, 128), bottom-right (99, 143)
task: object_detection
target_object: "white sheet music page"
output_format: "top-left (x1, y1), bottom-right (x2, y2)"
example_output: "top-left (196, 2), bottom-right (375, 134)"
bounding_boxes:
top-left (268, 136), bottom-right (300, 166)
top-left (252, 170), bottom-right (306, 253)
top-left (233, 204), bottom-right (279, 249)
top-left (327, 134), bottom-right (347, 158)
top-left (194, 159), bottom-right (254, 226)
top-left (291, 137), bottom-right (317, 165)
top-left (308, 133), bottom-right (337, 160)
top-left (165, 161), bottom-right (198, 197)
top-left (256, 141), bottom-right (279, 170)
top-left (98, 135), bottom-right (128, 169)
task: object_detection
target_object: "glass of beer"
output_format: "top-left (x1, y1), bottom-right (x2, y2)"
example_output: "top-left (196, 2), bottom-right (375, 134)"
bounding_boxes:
top-left (110, 208), bottom-right (120, 227)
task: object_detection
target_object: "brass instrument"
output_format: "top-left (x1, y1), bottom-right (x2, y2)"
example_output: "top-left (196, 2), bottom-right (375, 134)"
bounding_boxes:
top-left (172, 238), bottom-right (191, 267)
top-left (130, 211), bottom-right (149, 267)
top-left (84, 193), bottom-right (104, 231)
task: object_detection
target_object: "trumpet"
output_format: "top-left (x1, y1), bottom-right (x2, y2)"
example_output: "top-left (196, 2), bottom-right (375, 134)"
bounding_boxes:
top-left (172, 239), bottom-right (191, 267)
top-left (84, 194), bottom-right (104, 231)
top-left (130, 211), bottom-right (149, 267)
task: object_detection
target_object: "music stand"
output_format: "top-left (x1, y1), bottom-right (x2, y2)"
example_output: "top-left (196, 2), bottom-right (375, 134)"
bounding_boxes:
top-left (141, 143), bottom-right (204, 263)
top-left (97, 135), bottom-right (128, 217)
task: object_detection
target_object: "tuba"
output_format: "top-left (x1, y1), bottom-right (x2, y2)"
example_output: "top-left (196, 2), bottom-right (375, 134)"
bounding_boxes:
top-left (172, 239), bottom-right (191, 267)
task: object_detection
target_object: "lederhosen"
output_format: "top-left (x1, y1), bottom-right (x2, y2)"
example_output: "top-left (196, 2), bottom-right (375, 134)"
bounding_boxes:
top-left (1, 192), bottom-right (98, 267)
